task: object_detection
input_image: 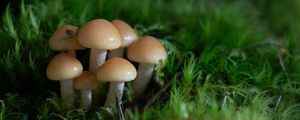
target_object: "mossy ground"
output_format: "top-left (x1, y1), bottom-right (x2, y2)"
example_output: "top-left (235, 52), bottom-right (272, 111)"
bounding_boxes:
top-left (0, 0), bottom-right (300, 120)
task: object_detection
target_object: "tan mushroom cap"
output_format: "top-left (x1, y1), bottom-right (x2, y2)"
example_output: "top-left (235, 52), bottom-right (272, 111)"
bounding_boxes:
top-left (127, 36), bottom-right (167, 64)
top-left (46, 53), bottom-right (83, 80)
top-left (74, 71), bottom-right (98, 90)
top-left (97, 57), bottom-right (137, 82)
top-left (111, 19), bottom-right (138, 47)
top-left (49, 24), bottom-right (85, 51)
top-left (78, 19), bottom-right (121, 50)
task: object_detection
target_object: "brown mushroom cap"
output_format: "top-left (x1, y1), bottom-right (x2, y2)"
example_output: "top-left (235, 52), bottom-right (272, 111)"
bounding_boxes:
top-left (74, 71), bottom-right (98, 90)
top-left (49, 24), bottom-right (84, 51)
top-left (78, 19), bottom-right (121, 50)
top-left (97, 57), bottom-right (137, 82)
top-left (127, 36), bottom-right (167, 64)
top-left (46, 53), bottom-right (83, 80)
top-left (111, 19), bottom-right (138, 47)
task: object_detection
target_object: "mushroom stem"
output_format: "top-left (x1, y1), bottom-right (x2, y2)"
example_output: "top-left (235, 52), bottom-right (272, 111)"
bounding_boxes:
top-left (108, 47), bottom-right (124, 58)
top-left (60, 79), bottom-right (74, 108)
top-left (89, 49), bottom-right (106, 103)
top-left (89, 49), bottom-right (107, 74)
top-left (80, 90), bottom-right (92, 108)
top-left (132, 63), bottom-right (154, 96)
top-left (105, 82), bottom-right (124, 106)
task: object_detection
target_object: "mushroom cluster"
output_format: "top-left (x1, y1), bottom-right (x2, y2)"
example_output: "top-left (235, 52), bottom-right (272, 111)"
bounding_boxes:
top-left (46, 19), bottom-right (167, 108)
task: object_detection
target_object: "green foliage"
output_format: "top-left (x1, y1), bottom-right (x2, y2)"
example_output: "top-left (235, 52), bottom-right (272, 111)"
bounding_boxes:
top-left (255, 0), bottom-right (300, 36)
top-left (2, 5), bottom-right (18, 40)
top-left (0, 0), bottom-right (300, 119)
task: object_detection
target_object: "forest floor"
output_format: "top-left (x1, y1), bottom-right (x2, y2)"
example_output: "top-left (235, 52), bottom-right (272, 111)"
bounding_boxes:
top-left (0, 0), bottom-right (300, 120)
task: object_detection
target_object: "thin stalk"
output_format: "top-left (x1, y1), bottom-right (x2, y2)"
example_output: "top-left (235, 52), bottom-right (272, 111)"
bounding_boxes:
top-left (107, 47), bottom-right (124, 58)
top-left (60, 79), bottom-right (74, 108)
top-left (89, 49), bottom-right (107, 74)
top-left (80, 90), bottom-right (92, 108)
top-left (132, 63), bottom-right (154, 96)
top-left (89, 49), bottom-right (107, 103)
top-left (105, 82), bottom-right (124, 106)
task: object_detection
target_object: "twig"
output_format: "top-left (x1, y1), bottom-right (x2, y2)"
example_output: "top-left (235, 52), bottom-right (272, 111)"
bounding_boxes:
top-left (245, 38), bottom-right (275, 50)
top-left (275, 47), bottom-right (287, 72)
top-left (116, 95), bottom-right (125, 120)
top-left (143, 76), bottom-right (175, 110)
top-left (272, 95), bottom-right (282, 119)
top-left (57, 114), bottom-right (67, 120)
top-left (273, 39), bottom-right (290, 80)
top-left (245, 37), bottom-right (290, 80)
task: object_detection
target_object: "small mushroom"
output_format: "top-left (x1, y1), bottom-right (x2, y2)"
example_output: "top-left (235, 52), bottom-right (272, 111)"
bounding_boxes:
top-left (127, 36), bottom-right (167, 96)
top-left (49, 24), bottom-right (85, 56)
top-left (74, 71), bottom-right (98, 108)
top-left (78, 19), bottom-right (121, 74)
top-left (46, 53), bottom-right (83, 107)
top-left (97, 57), bottom-right (137, 106)
top-left (108, 19), bottom-right (138, 58)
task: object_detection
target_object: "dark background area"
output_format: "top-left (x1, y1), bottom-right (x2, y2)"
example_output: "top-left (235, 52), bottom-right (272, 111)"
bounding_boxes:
top-left (0, 0), bottom-right (19, 14)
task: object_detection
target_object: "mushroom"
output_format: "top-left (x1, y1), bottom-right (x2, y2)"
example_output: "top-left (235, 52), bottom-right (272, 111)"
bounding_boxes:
top-left (108, 19), bottom-right (138, 58)
top-left (49, 24), bottom-right (85, 56)
top-left (78, 19), bottom-right (121, 74)
top-left (127, 36), bottom-right (167, 96)
top-left (97, 57), bottom-right (137, 106)
top-left (74, 71), bottom-right (98, 108)
top-left (46, 52), bottom-right (83, 107)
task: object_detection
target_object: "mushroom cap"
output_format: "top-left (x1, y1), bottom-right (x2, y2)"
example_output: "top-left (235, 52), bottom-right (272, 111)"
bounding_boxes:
top-left (46, 53), bottom-right (83, 80)
top-left (78, 19), bottom-right (121, 50)
top-left (97, 57), bottom-right (137, 82)
top-left (49, 24), bottom-right (85, 51)
top-left (74, 71), bottom-right (98, 90)
top-left (127, 36), bottom-right (167, 64)
top-left (111, 19), bottom-right (138, 47)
